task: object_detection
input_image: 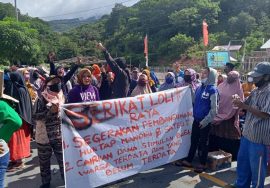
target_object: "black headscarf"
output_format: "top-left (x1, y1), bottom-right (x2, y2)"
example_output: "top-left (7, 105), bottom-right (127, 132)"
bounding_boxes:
top-left (4, 72), bottom-right (33, 125)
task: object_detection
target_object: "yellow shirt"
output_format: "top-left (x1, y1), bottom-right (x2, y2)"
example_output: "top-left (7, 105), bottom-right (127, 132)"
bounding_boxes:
top-left (242, 83), bottom-right (256, 99)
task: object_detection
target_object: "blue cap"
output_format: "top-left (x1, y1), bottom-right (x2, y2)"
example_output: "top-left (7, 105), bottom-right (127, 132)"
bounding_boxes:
top-left (248, 62), bottom-right (270, 77)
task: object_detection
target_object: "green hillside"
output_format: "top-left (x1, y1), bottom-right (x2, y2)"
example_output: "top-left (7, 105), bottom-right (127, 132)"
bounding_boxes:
top-left (1, 0), bottom-right (270, 67)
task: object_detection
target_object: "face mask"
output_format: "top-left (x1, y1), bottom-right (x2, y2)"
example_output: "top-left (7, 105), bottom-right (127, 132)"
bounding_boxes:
top-left (184, 75), bottom-right (192, 83)
top-left (33, 72), bottom-right (39, 80)
top-left (254, 77), bottom-right (266, 88)
top-left (49, 83), bottom-right (61, 93)
top-left (165, 77), bottom-right (174, 84)
top-left (138, 79), bottom-right (147, 87)
top-left (247, 77), bottom-right (253, 83)
top-left (201, 78), bottom-right (207, 84)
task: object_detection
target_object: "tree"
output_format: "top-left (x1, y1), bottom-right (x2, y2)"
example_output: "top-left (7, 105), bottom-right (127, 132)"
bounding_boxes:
top-left (245, 31), bottom-right (265, 54)
top-left (228, 12), bottom-right (257, 38)
top-left (169, 0), bottom-right (220, 39)
top-left (0, 18), bottom-right (41, 65)
top-left (0, 3), bottom-right (16, 20)
top-left (56, 36), bottom-right (78, 60)
top-left (168, 34), bottom-right (195, 59)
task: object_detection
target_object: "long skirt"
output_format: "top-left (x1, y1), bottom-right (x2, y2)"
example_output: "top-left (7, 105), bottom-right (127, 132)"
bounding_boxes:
top-left (8, 120), bottom-right (31, 161)
top-left (209, 116), bottom-right (241, 161)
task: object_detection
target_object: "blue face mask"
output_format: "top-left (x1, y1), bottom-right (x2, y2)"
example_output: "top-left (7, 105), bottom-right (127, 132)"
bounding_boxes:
top-left (165, 76), bottom-right (174, 84)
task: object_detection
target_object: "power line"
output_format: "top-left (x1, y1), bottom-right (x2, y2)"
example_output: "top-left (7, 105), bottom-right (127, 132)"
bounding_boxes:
top-left (40, 0), bottom-right (136, 19)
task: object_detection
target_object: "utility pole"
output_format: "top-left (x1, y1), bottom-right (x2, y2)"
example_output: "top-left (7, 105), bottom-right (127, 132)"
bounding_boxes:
top-left (14, 0), bottom-right (18, 21)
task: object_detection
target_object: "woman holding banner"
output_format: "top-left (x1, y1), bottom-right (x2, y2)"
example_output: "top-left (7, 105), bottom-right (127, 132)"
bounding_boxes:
top-left (142, 69), bottom-right (157, 93)
top-left (131, 74), bottom-right (152, 97)
top-left (176, 68), bottom-right (200, 92)
top-left (159, 72), bottom-right (176, 91)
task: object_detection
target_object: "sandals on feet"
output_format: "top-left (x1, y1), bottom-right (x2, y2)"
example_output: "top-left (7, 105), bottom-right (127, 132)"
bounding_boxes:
top-left (181, 160), bottom-right (193, 168)
top-left (173, 160), bottom-right (193, 168)
top-left (194, 165), bottom-right (207, 173)
top-left (7, 162), bottom-right (25, 172)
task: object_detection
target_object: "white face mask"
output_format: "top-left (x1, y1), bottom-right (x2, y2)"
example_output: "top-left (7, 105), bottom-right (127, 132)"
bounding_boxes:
top-left (247, 77), bottom-right (253, 83)
top-left (201, 78), bottom-right (207, 84)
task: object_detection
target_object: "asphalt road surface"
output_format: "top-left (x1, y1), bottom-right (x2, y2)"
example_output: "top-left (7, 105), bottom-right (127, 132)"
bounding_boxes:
top-left (4, 142), bottom-right (270, 188)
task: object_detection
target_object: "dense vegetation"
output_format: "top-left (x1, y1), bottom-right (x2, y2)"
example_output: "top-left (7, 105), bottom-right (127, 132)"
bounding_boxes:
top-left (0, 0), bottom-right (270, 67)
top-left (48, 17), bottom-right (98, 33)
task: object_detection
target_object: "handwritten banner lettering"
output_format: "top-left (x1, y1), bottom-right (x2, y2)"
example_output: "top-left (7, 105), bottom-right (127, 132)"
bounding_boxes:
top-left (61, 87), bottom-right (193, 188)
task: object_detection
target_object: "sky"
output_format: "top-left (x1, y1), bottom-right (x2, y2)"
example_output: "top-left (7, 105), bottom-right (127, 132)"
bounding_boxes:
top-left (0, 0), bottom-right (139, 20)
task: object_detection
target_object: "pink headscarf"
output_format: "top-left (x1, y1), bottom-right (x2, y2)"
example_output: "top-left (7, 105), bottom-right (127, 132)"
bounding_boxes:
top-left (176, 68), bottom-right (200, 91)
top-left (214, 71), bottom-right (244, 122)
top-left (42, 89), bottom-right (65, 105)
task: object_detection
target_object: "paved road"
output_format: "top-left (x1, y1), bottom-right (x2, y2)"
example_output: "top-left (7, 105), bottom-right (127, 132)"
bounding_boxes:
top-left (5, 142), bottom-right (270, 188)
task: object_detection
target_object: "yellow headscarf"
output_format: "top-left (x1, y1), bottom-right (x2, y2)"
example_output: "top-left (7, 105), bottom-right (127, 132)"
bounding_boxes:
top-left (22, 69), bottom-right (37, 102)
top-left (142, 69), bottom-right (155, 87)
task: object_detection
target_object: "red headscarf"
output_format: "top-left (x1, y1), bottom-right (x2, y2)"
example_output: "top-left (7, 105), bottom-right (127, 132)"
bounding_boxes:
top-left (92, 64), bottom-right (101, 81)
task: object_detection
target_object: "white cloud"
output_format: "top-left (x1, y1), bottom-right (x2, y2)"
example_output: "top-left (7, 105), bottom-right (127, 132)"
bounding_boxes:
top-left (0, 0), bottom-right (139, 20)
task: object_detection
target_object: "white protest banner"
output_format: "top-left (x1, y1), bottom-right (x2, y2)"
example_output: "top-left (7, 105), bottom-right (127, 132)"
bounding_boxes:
top-left (61, 87), bottom-right (193, 188)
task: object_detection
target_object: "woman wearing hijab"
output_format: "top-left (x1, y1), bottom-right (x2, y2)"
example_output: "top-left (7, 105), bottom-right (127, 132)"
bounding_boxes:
top-left (210, 71), bottom-right (244, 160)
top-left (177, 68), bottom-right (200, 91)
top-left (33, 76), bottom-right (65, 188)
top-left (179, 67), bottom-right (218, 173)
top-left (4, 71), bottom-right (33, 171)
top-left (0, 70), bottom-right (23, 187)
top-left (142, 69), bottom-right (157, 92)
top-left (159, 72), bottom-right (176, 91)
top-left (217, 74), bottom-right (227, 86)
top-left (91, 64), bottom-right (102, 85)
top-left (47, 53), bottom-right (81, 99)
top-left (131, 74), bottom-right (152, 97)
top-left (22, 69), bottom-right (38, 104)
top-left (67, 68), bottom-right (100, 103)
top-left (180, 67), bottom-right (218, 173)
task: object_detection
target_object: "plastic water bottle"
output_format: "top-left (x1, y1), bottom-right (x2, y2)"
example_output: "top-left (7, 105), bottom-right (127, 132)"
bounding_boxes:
top-left (232, 94), bottom-right (240, 109)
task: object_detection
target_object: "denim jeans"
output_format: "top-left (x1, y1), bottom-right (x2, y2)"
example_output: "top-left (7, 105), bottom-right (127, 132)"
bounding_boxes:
top-left (0, 151), bottom-right (10, 188)
top-left (235, 137), bottom-right (267, 188)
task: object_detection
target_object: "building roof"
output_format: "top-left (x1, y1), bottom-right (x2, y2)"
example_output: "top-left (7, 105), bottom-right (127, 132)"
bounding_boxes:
top-left (230, 56), bottom-right (237, 62)
top-left (212, 45), bottom-right (242, 51)
top-left (261, 39), bottom-right (270, 49)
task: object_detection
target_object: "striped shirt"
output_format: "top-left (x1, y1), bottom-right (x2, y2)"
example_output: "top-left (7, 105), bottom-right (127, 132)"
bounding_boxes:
top-left (242, 83), bottom-right (270, 145)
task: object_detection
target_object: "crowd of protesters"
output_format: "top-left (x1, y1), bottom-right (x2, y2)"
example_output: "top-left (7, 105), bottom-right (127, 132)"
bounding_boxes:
top-left (0, 42), bottom-right (270, 188)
